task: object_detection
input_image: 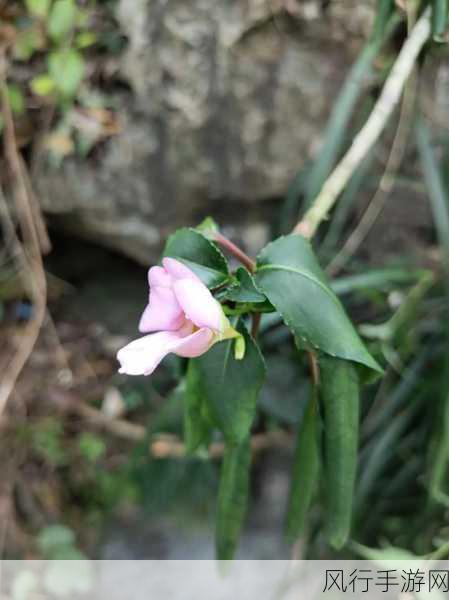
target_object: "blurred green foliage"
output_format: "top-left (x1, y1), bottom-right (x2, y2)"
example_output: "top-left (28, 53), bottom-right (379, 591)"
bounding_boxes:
top-left (2, 0), bottom-right (124, 161)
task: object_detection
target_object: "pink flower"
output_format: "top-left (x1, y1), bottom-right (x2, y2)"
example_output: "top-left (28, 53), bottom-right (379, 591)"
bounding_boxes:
top-left (117, 257), bottom-right (237, 376)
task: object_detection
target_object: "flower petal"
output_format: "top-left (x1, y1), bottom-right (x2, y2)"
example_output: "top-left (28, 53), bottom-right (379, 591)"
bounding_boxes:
top-left (162, 257), bottom-right (202, 283)
top-left (117, 330), bottom-right (183, 376)
top-left (148, 265), bottom-right (172, 288)
top-left (138, 286), bottom-right (185, 333)
top-left (117, 327), bottom-right (213, 376)
top-left (173, 278), bottom-right (223, 332)
top-left (173, 327), bottom-right (214, 357)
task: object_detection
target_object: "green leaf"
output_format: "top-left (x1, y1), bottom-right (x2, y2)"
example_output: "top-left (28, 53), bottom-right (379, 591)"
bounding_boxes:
top-left (255, 235), bottom-right (382, 380)
top-left (32, 418), bottom-right (67, 466)
top-left (285, 390), bottom-right (320, 541)
top-left (30, 74), bottom-right (55, 96)
top-left (75, 31), bottom-right (97, 49)
top-left (14, 28), bottom-right (45, 61)
top-left (216, 438), bottom-right (251, 560)
top-left (78, 432), bottom-right (106, 462)
top-left (196, 216), bottom-right (219, 237)
top-left (190, 321), bottom-right (265, 444)
top-left (163, 227), bottom-right (230, 289)
top-left (48, 49), bottom-right (85, 97)
top-left (37, 525), bottom-right (76, 556)
top-left (223, 267), bottom-right (267, 303)
top-left (320, 356), bottom-right (359, 550)
top-left (184, 362), bottom-right (212, 453)
top-left (26, 0), bottom-right (51, 18)
top-left (75, 7), bottom-right (90, 28)
top-left (48, 0), bottom-right (77, 40)
top-left (7, 85), bottom-right (25, 115)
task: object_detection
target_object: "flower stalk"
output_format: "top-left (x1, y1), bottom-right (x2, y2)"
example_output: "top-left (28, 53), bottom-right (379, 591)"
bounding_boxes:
top-left (213, 232), bottom-right (256, 273)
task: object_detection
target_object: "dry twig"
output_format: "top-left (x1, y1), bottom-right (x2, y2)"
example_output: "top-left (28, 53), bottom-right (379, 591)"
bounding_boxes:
top-left (0, 52), bottom-right (49, 416)
top-left (53, 389), bottom-right (293, 459)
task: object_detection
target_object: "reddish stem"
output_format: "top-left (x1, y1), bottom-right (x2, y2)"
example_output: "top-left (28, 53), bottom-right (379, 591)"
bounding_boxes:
top-left (213, 232), bottom-right (261, 337)
top-left (213, 232), bottom-right (256, 273)
top-left (251, 312), bottom-right (261, 338)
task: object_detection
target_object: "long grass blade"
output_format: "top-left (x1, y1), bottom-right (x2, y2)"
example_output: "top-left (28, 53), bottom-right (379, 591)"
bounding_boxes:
top-left (416, 114), bottom-right (449, 507)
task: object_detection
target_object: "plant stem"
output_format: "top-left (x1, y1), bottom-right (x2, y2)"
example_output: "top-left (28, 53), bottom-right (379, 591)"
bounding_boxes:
top-left (213, 232), bottom-right (256, 273)
top-left (251, 312), bottom-right (261, 338)
top-left (307, 350), bottom-right (320, 386)
top-left (304, 0), bottom-right (397, 206)
top-left (293, 7), bottom-right (431, 239)
top-left (212, 233), bottom-right (261, 336)
top-left (326, 65), bottom-right (418, 276)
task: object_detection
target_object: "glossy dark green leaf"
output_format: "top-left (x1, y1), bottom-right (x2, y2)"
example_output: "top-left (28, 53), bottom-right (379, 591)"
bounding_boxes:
top-left (216, 438), bottom-right (251, 560)
top-left (184, 361), bottom-right (212, 453)
top-left (224, 267), bottom-right (267, 303)
top-left (285, 389), bottom-right (320, 540)
top-left (255, 235), bottom-right (382, 380)
top-left (321, 356), bottom-right (359, 550)
top-left (163, 228), bottom-right (230, 289)
top-left (191, 321), bottom-right (265, 444)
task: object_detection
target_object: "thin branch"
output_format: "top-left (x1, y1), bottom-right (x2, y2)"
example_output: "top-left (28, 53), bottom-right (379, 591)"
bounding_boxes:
top-left (294, 7), bottom-right (431, 239)
top-left (326, 69), bottom-right (418, 276)
top-left (0, 53), bottom-right (48, 415)
top-left (151, 429), bottom-right (292, 459)
top-left (59, 392), bottom-right (293, 458)
top-left (18, 153), bottom-right (51, 254)
top-left (74, 400), bottom-right (146, 442)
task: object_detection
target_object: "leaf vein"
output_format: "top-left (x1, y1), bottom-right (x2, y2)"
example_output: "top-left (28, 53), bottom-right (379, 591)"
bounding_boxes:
top-left (257, 264), bottom-right (341, 308)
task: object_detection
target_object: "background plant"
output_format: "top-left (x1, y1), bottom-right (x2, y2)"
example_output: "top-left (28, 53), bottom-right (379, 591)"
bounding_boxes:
top-left (1, 0), bottom-right (123, 163)
top-left (1, 0), bottom-right (449, 562)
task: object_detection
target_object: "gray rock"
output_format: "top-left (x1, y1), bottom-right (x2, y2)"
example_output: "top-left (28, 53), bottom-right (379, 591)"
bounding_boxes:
top-left (38, 0), bottom-right (377, 263)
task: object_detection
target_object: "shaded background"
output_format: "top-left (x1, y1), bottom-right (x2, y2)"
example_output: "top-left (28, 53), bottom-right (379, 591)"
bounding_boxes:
top-left (1, 0), bottom-right (449, 560)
